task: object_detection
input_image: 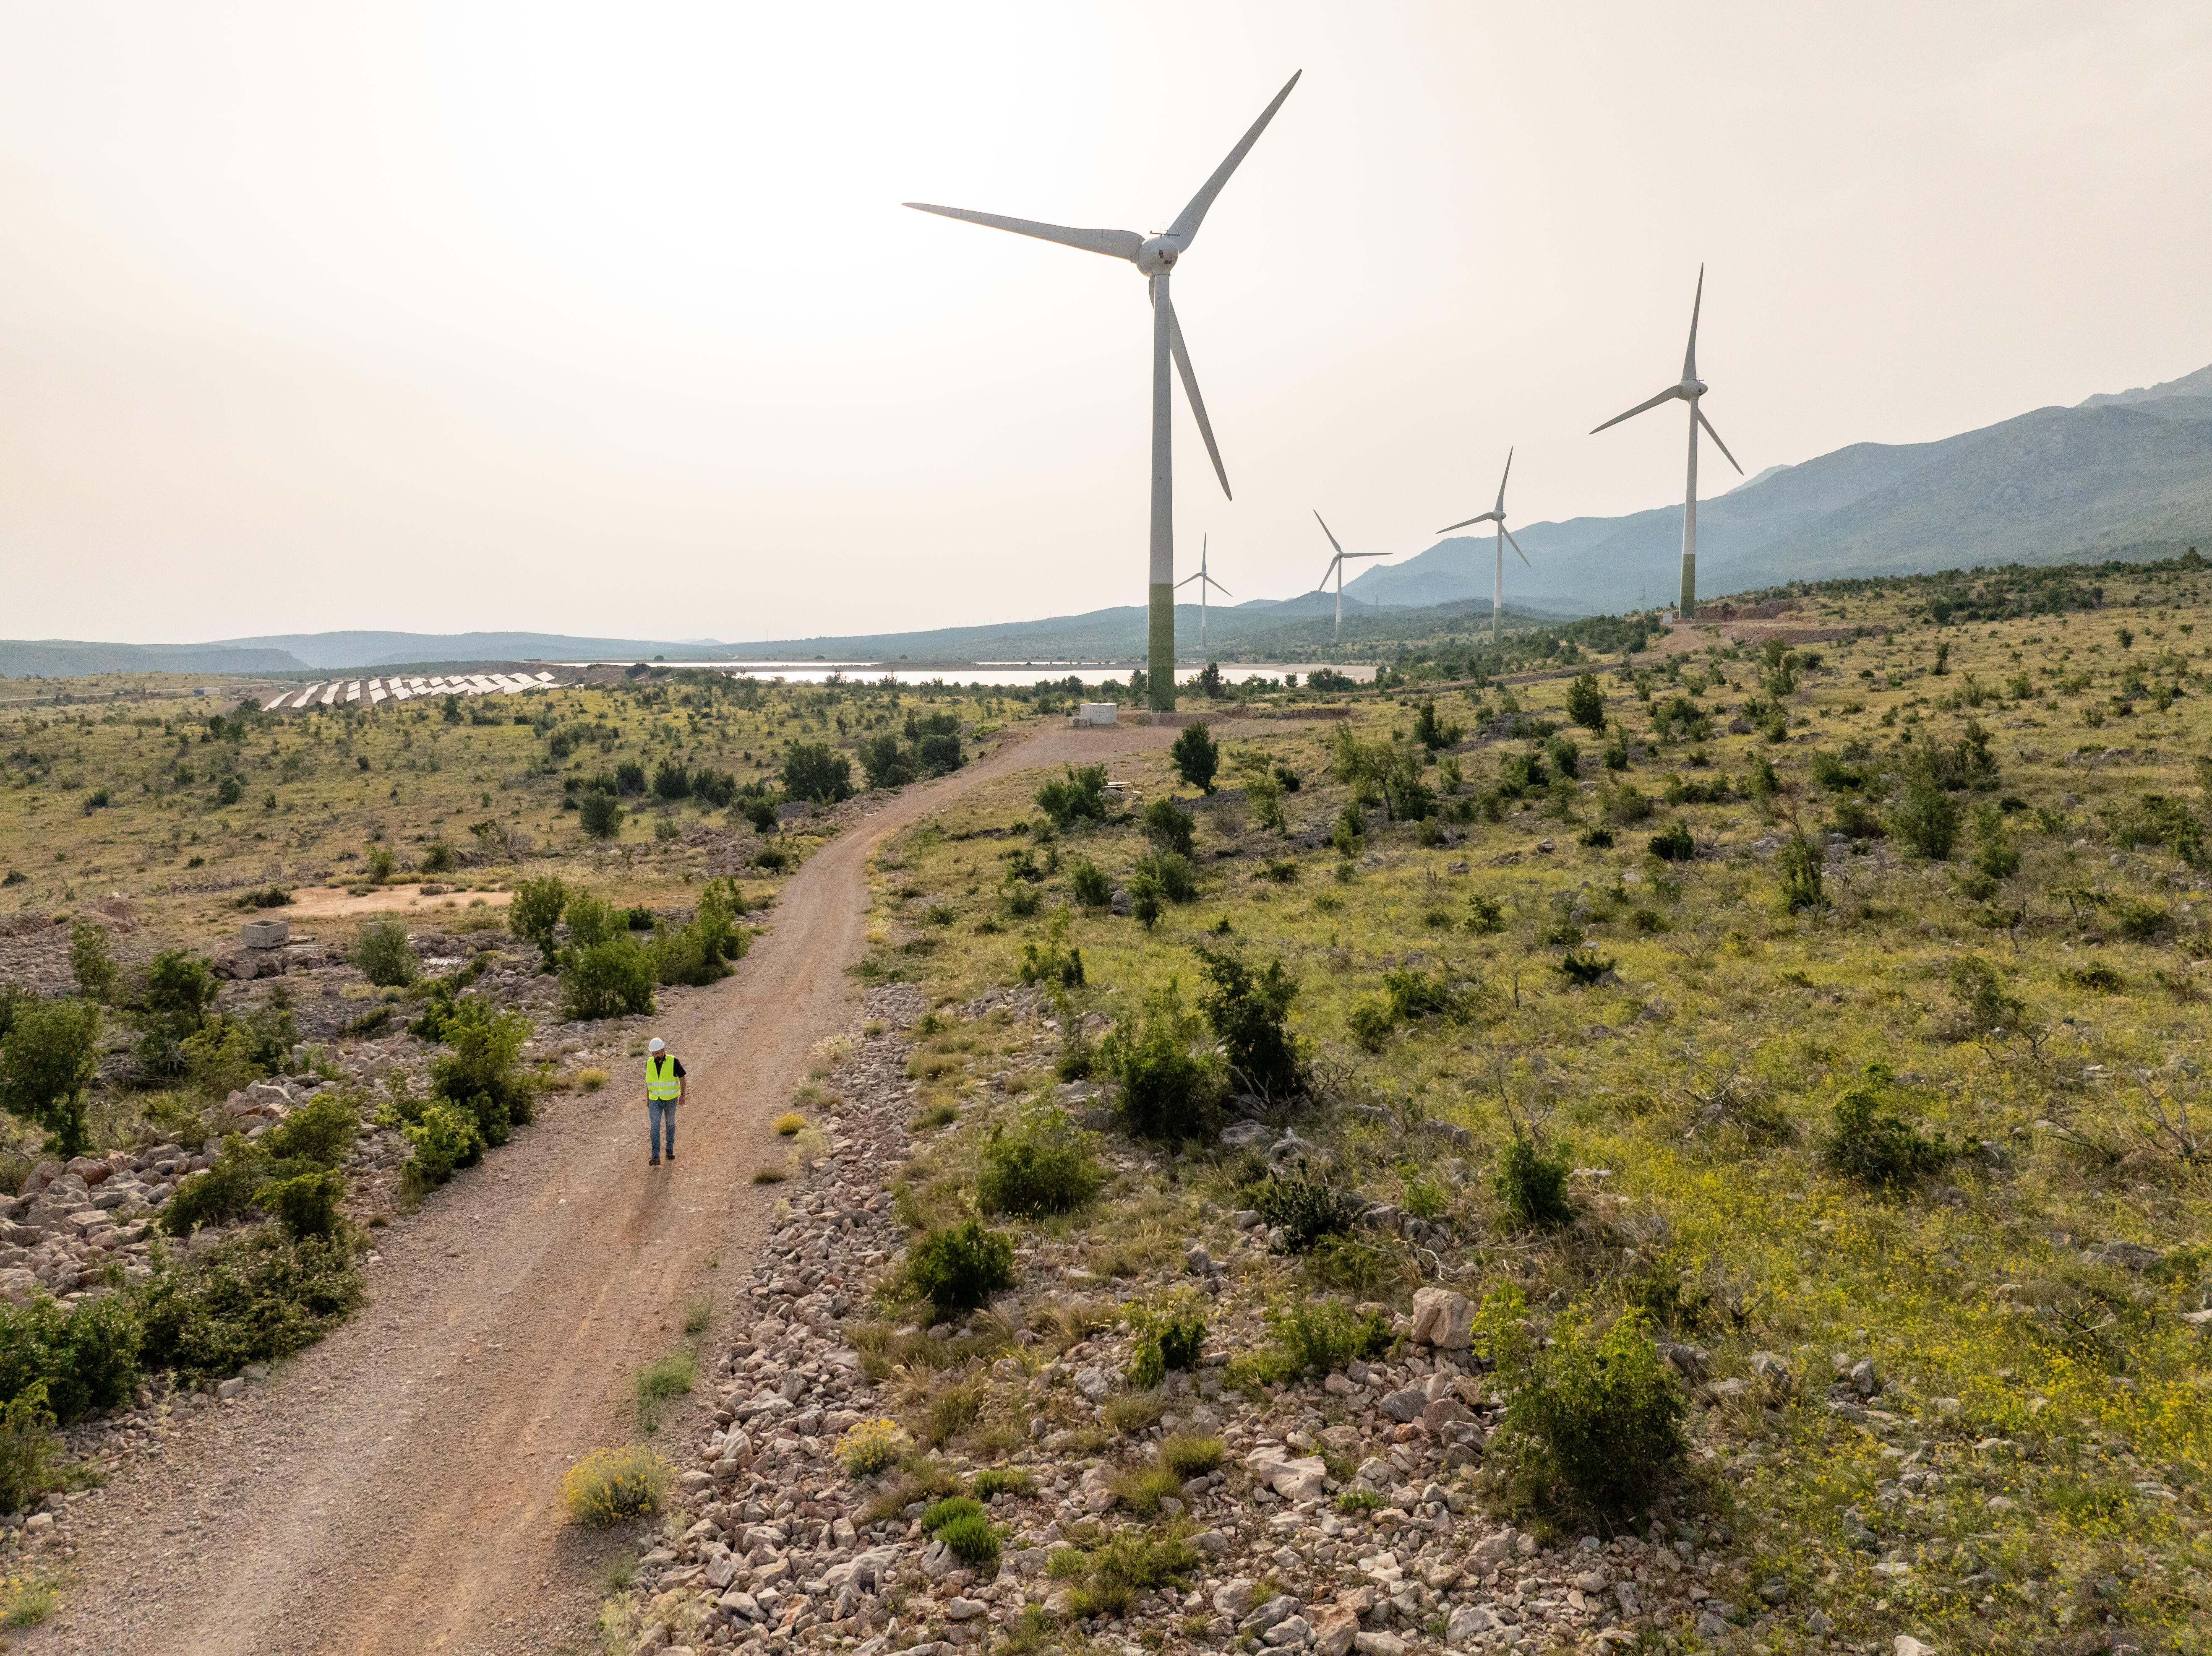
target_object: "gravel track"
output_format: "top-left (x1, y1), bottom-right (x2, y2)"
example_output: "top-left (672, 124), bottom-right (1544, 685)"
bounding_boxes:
top-left (18, 721), bottom-right (1171, 1656)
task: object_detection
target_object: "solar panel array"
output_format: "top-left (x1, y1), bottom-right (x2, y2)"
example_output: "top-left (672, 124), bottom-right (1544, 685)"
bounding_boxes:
top-left (261, 670), bottom-right (558, 713)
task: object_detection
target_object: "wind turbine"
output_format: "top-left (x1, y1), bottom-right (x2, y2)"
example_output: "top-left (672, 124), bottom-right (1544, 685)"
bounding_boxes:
top-left (905, 72), bottom-right (1301, 710)
top-left (1437, 447), bottom-right (1530, 650)
top-left (1176, 534), bottom-right (1233, 652)
top-left (1312, 512), bottom-right (1387, 644)
top-left (1590, 265), bottom-right (1742, 619)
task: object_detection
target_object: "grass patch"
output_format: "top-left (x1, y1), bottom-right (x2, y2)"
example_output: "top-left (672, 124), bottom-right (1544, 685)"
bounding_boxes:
top-left (634, 1350), bottom-right (697, 1431)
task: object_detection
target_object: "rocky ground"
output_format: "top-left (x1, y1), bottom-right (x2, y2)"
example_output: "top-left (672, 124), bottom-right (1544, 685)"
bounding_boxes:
top-left (595, 986), bottom-right (1816, 1656)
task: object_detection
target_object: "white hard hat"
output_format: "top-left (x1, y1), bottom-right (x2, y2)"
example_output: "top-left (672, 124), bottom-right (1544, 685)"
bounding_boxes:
top-left (648, 1037), bottom-right (665, 1053)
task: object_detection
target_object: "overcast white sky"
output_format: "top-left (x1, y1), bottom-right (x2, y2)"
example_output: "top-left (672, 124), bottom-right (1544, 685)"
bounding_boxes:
top-left (4, 1), bottom-right (2210, 644)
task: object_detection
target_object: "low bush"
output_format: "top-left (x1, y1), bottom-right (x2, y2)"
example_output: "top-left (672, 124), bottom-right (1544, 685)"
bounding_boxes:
top-left (1777, 833), bottom-right (1826, 914)
top-left (1194, 946), bottom-right (1306, 1100)
top-left (971, 1465), bottom-right (1032, 1499)
top-left (1098, 982), bottom-right (1225, 1142)
top-left (978, 1107), bottom-right (1102, 1217)
top-left (1136, 849), bottom-right (1198, 903)
top-left (920, 1381), bottom-right (983, 1447)
top-left (1170, 723), bottom-right (1220, 792)
top-left (1821, 1082), bottom-right (1954, 1190)
top-left (162, 1136), bottom-right (268, 1235)
top-left (1054, 1531), bottom-right (1201, 1620)
top-left (559, 1445), bottom-right (671, 1526)
top-left (934, 1507), bottom-right (1002, 1568)
top-left (0, 1383), bottom-right (60, 1515)
top-left (0, 996), bottom-right (101, 1159)
top-left (1555, 950), bottom-right (1616, 988)
top-left (1016, 909), bottom-right (1084, 989)
top-left (1109, 1465), bottom-right (1182, 1515)
top-left (835, 1417), bottom-right (910, 1475)
top-left (906, 1220), bottom-right (1015, 1318)
top-left (1483, 1294), bottom-right (1685, 1520)
top-left (400, 1101), bottom-right (485, 1192)
top-left (1495, 1131), bottom-right (1573, 1227)
top-left (1239, 1297), bottom-right (1393, 1384)
top-left (428, 997), bottom-right (535, 1150)
top-left (134, 1227), bottom-right (365, 1383)
top-left (577, 789), bottom-right (623, 839)
top-left (253, 1169), bottom-right (346, 1240)
top-left (1142, 799), bottom-right (1196, 857)
top-left (1034, 764), bottom-right (1110, 829)
top-left (1647, 821), bottom-right (1696, 862)
top-left (1347, 998), bottom-right (1394, 1052)
top-left (1250, 1164), bottom-right (1366, 1253)
top-left (352, 917), bottom-right (417, 988)
top-left (509, 875), bottom-right (569, 969)
top-left (1465, 892), bottom-right (1505, 932)
top-left (261, 1091), bottom-right (358, 1168)
top-left (562, 937), bottom-right (657, 1021)
top-left (1067, 857), bottom-right (1111, 908)
top-left (0, 1292), bottom-right (142, 1426)
top-left (1304, 1234), bottom-right (1409, 1297)
top-left (1891, 774), bottom-right (1962, 860)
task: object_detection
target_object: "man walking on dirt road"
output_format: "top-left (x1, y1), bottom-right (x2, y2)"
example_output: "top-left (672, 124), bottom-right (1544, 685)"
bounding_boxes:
top-left (645, 1036), bottom-right (685, 1166)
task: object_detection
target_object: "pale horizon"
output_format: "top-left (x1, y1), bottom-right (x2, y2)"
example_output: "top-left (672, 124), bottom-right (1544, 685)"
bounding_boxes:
top-left (5, 0), bottom-right (2209, 644)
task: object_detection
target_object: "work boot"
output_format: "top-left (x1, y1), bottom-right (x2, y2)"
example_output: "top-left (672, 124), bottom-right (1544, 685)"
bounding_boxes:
top-left (665, 1148), bottom-right (676, 1162)
top-left (649, 1155), bottom-right (660, 1167)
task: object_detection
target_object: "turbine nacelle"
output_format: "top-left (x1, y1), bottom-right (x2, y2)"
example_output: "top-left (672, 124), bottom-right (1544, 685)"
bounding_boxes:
top-left (1136, 235), bottom-right (1181, 275)
top-left (1682, 379), bottom-right (1707, 399)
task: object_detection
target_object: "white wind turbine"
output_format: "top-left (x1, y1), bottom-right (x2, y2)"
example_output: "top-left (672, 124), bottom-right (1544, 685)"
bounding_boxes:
top-left (1312, 512), bottom-right (1387, 645)
top-left (1176, 534), bottom-right (1233, 652)
top-left (905, 72), bottom-right (1301, 710)
top-left (1590, 265), bottom-right (1742, 618)
top-left (1437, 447), bottom-right (1531, 650)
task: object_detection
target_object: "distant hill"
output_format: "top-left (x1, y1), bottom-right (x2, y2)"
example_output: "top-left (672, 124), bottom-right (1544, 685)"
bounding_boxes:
top-left (1346, 363), bottom-right (2212, 615)
top-left (202, 631), bottom-right (736, 670)
top-left (0, 640), bottom-right (306, 678)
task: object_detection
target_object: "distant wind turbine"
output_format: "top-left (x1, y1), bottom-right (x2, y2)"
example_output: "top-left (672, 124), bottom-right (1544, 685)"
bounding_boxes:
top-left (1312, 512), bottom-right (1387, 644)
top-left (1591, 265), bottom-right (1743, 619)
top-left (905, 72), bottom-right (1301, 709)
top-left (1176, 534), bottom-right (1233, 652)
top-left (1437, 447), bottom-right (1530, 650)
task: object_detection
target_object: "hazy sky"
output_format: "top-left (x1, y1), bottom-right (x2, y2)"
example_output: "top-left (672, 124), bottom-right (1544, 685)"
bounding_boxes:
top-left (5, 1), bottom-right (2210, 645)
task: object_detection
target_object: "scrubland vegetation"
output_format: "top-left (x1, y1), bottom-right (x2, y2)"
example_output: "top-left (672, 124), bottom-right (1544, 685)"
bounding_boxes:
top-left (852, 557), bottom-right (2212, 1653)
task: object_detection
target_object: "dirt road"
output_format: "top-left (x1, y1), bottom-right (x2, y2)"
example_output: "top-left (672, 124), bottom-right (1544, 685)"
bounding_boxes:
top-left (21, 720), bottom-right (1173, 1656)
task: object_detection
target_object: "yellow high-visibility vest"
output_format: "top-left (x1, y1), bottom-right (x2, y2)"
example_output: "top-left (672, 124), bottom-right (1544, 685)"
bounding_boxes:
top-left (646, 1054), bottom-right (681, 1101)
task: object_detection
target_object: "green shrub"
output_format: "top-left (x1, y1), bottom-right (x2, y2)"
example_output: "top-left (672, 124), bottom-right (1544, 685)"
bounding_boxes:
top-left (1194, 946), bottom-right (1307, 1100)
top-left (163, 1136), bottom-right (268, 1235)
top-left (1496, 1131), bottom-right (1573, 1227)
top-left (971, 1465), bottom-right (1032, 1499)
top-left (978, 1107), bottom-right (1102, 1216)
top-left (1465, 892), bottom-right (1505, 932)
top-left (1136, 849), bottom-right (1197, 904)
top-left (634, 1349), bottom-right (697, 1429)
top-left (1347, 997), bottom-right (1394, 1052)
top-left (577, 789), bottom-right (623, 839)
top-left (352, 918), bottom-right (416, 988)
top-left (1821, 1083), bottom-right (1953, 1190)
top-left (921, 1493), bottom-right (985, 1532)
top-left (401, 1101), bottom-right (485, 1191)
top-left (429, 996), bottom-right (535, 1148)
top-left (1647, 821), bottom-right (1696, 862)
top-left (1385, 967), bottom-right (1462, 1023)
top-left (1161, 1432), bottom-right (1224, 1479)
top-left (1169, 723), bottom-right (1220, 793)
top-left (561, 937), bottom-right (657, 1021)
top-left (1017, 910), bottom-right (1083, 987)
top-left (1250, 1164), bottom-right (1365, 1252)
top-left (1555, 950), bottom-right (1616, 988)
top-left (1056, 1531), bottom-right (1201, 1619)
top-left (0, 997), bottom-right (100, 1158)
top-left (1098, 982), bottom-right (1225, 1141)
top-left (936, 1509), bottom-right (1002, 1568)
top-left (254, 1169), bottom-right (346, 1240)
top-left (782, 741), bottom-right (853, 804)
top-left (0, 1383), bottom-right (60, 1515)
top-left (134, 1227), bottom-right (365, 1383)
top-left (1304, 1234), bottom-right (1407, 1296)
top-left (509, 876), bottom-right (569, 970)
top-left (0, 1292), bottom-right (142, 1424)
top-left (1778, 833), bottom-right (1826, 913)
top-left (1067, 857), bottom-right (1111, 908)
top-left (652, 885), bottom-right (749, 987)
top-left (260, 1091), bottom-right (357, 1168)
top-left (68, 919), bottom-right (117, 1003)
top-left (1485, 1295), bottom-right (1685, 1519)
top-left (1892, 774), bottom-right (1962, 859)
top-left (906, 1219), bottom-right (1015, 1318)
top-left (1250, 1297), bottom-right (1393, 1381)
top-left (1142, 799), bottom-right (1196, 856)
top-left (1034, 765), bottom-right (1110, 829)
top-left (1566, 673), bottom-right (1606, 732)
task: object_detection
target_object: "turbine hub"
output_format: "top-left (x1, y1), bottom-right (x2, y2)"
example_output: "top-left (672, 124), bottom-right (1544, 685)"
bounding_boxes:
top-left (1683, 379), bottom-right (1707, 398)
top-left (1136, 235), bottom-right (1179, 275)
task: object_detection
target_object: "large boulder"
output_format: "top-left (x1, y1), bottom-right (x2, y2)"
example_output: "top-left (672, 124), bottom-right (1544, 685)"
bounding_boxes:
top-left (1409, 1286), bottom-right (1474, 1349)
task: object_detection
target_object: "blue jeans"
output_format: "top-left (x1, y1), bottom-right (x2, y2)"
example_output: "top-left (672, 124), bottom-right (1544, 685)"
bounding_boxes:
top-left (648, 1098), bottom-right (678, 1158)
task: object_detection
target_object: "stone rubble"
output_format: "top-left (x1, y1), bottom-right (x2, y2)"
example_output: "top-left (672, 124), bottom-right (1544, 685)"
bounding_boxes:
top-left (607, 987), bottom-right (1776, 1656)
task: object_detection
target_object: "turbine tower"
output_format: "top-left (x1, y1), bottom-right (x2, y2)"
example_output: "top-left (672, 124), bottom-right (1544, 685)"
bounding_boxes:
top-left (905, 73), bottom-right (1301, 710)
top-left (1437, 447), bottom-right (1530, 650)
top-left (1590, 266), bottom-right (1742, 619)
top-left (1312, 512), bottom-right (1386, 644)
top-left (1176, 534), bottom-right (1233, 652)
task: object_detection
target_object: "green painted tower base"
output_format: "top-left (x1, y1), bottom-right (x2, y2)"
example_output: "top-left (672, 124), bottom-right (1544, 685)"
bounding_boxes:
top-left (1148, 583), bottom-right (1176, 711)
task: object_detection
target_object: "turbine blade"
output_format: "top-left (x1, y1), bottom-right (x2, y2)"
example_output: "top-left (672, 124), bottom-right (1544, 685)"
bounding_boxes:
top-left (1208, 576), bottom-right (1233, 597)
top-left (1495, 445), bottom-right (1513, 513)
top-left (1436, 513), bottom-right (1497, 534)
top-left (1312, 510), bottom-right (1344, 557)
top-left (1682, 263), bottom-right (1705, 381)
top-left (1696, 405), bottom-right (1744, 474)
top-left (1166, 70), bottom-right (1302, 248)
top-left (1176, 571), bottom-right (1201, 588)
top-left (1591, 385), bottom-right (1682, 435)
top-left (902, 203), bottom-right (1143, 262)
top-left (1153, 284), bottom-right (1231, 497)
top-left (1503, 525), bottom-right (1532, 567)
top-left (1317, 555), bottom-right (1341, 591)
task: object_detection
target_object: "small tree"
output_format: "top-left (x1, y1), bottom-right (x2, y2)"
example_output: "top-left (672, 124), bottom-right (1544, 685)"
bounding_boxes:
top-left (68, 919), bottom-right (118, 1004)
top-left (509, 876), bottom-right (569, 971)
top-left (1193, 947), bottom-right (1306, 1100)
top-left (1169, 723), bottom-right (1219, 794)
top-left (430, 996), bottom-right (536, 1148)
top-left (783, 741), bottom-right (853, 804)
top-left (137, 950), bottom-right (219, 1074)
top-left (1565, 673), bottom-right (1606, 732)
top-left (1891, 774), bottom-right (1962, 860)
top-left (352, 917), bottom-right (417, 987)
top-left (1777, 831), bottom-right (1826, 914)
top-left (0, 997), bottom-right (101, 1158)
top-left (577, 789), bottom-right (623, 839)
top-left (857, 734), bottom-right (915, 790)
